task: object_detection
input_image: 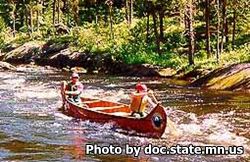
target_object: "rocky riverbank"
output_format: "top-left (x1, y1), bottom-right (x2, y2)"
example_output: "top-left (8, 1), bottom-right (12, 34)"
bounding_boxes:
top-left (0, 41), bottom-right (176, 77)
top-left (190, 63), bottom-right (250, 92)
top-left (0, 61), bottom-right (16, 71)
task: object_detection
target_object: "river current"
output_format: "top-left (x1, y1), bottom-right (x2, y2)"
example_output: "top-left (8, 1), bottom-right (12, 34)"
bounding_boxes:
top-left (0, 66), bottom-right (249, 161)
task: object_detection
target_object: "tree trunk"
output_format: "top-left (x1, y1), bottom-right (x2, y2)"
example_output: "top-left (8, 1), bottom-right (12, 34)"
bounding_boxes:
top-left (232, 9), bottom-right (236, 50)
top-left (109, 6), bottom-right (114, 39)
top-left (73, 0), bottom-right (80, 25)
top-left (20, 1), bottom-right (25, 27)
top-left (129, 0), bottom-right (133, 24)
top-left (220, 0), bottom-right (227, 52)
top-left (146, 9), bottom-right (150, 44)
top-left (20, 8), bottom-right (24, 27)
top-left (30, 7), bottom-right (33, 34)
top-left (152, 11), bottom-right (160, 55)
top-left (13, 14), bottom-right (16, 37)
top-left (159, 8), bottom-right (164, 42)
top-left (36, 10), bottom-right (39, 31)
top-left (125, 0), bottom-right (129, 23)
top-left (95, 0), bottom-right (98, 24)
top-left (36, 0), bottom-right (40, 31)
top-left (186, 0), bottom-right (194, 65)
top-left (216, 0), bottom-right (220, 63)
top-left (25, 5), bottom-right (29, 31)
top-left (42, 0), bottom-right (45, 14)
top-left (184, 13), bottom-right (188, 30)
top-left (12, 4), bottom-right (16, 37)
top-left (225, 18), bottom-right (229, 44)
top-left (57, 0), bottom-right (60, 23)
top-left (205, 0), bottom-right (211, 58)
top-left (53, 0), bottom-right (56, 25)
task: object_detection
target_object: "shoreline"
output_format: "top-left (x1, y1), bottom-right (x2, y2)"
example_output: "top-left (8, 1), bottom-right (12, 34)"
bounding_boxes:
top-left (0, 41), bottom-right (249, 93)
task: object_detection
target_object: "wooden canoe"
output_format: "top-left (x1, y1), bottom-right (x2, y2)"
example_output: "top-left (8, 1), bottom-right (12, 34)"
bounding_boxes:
top-left (61, 81), bottom-right (167, 138)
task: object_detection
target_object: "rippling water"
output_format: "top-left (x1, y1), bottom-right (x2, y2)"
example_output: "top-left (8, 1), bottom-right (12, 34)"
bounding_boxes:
top-left (0, 66), bottom-right (249, 161)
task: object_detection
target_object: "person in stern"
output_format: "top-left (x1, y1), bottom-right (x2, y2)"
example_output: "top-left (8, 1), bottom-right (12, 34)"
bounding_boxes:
top-left (65, 72), bottom-right (84, 103)
top-left (130, 82), bottom-right (158, 117)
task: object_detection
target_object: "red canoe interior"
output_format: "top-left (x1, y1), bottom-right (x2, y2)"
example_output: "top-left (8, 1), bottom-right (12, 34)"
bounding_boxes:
top-left (80, 98), bottom-right (132, 116)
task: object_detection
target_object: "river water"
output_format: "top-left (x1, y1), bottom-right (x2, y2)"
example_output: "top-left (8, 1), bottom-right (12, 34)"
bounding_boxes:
top-left (0, 66), bottom-right (249, 161)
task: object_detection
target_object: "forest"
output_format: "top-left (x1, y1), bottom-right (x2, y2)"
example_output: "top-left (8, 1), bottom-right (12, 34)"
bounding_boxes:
top-left (0, 0), bottom-right (249, 72)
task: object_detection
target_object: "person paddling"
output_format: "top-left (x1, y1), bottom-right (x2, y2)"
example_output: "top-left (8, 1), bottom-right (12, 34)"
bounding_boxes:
top-left (65, 72), bottom-right (84, 103)
top-left (130, 83), bottom-right (158, 117)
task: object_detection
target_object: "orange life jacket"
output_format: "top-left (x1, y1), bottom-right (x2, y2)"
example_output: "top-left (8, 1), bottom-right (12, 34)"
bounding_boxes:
top-left (130, 92), bottom-right (148, 113)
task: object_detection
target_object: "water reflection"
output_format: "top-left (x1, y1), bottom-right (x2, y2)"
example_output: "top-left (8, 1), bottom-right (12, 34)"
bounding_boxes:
top-left (64, 128), bottom-right (86, 160)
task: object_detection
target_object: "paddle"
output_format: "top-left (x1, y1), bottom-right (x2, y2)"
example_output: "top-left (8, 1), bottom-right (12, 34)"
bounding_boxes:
top-left (148, 89), bottom-right (180, 137)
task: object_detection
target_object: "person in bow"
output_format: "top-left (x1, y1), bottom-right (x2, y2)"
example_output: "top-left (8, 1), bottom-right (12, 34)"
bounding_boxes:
top-left (65, 72), bottom-right (84, 103)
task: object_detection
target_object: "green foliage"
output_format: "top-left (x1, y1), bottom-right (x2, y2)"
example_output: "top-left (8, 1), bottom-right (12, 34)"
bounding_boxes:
top-left (235, 34), bottom-right (250, 47)
top-left (220, 44), bottom-right (250, 64)
top-left (0, 0), bottom-right (250, 73)
top-left (0, 17), bottom-right (5, 48)
top-left (118, 43), bottom-right (186, 68)
top-left (0, 16), bottom-right (5, 32)
top-left (48, 35), bottom-right (75, 45)
top-left (74, 25), bottom-right (111, 53)
top-left (9, 33), bottom-right (31, 45)
top-left (0, 33), bottom-right (4, 49)
top-left (191, 43), bottom-right (250, 72)
top-left (65, 19), bottom-right (187, 69)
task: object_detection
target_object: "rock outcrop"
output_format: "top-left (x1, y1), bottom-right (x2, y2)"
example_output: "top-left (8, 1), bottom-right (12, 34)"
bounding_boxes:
top-left (1, 41), bottom-right (176, 77)
top-left (190, 63), bottom-right (250, 92)
top-left (3, 41), bottom-right (44, 64)
top-left (0, 61), bottom-right (16, 71)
